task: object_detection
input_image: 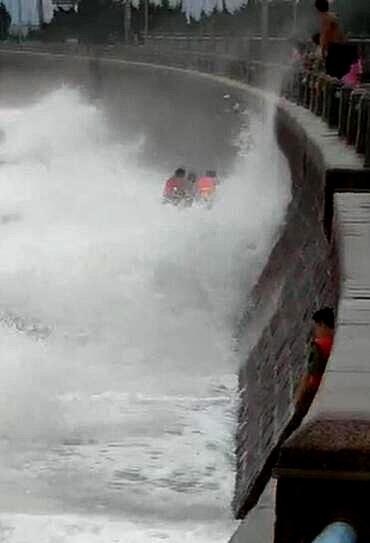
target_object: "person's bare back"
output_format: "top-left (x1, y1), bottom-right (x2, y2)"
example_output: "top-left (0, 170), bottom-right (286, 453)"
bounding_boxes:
top-left (319, 11), bottom-right (346, 52)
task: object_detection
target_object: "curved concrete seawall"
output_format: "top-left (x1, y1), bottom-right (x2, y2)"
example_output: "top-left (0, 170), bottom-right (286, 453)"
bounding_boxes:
top-left (233, 100), bottom-right (341, 518)
top-left (1, 44), bottom-right (369, 541)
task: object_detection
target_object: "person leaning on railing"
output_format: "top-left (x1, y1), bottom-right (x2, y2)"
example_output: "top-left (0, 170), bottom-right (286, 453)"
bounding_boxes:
top-left (294, 307), bottom-right (335, 417)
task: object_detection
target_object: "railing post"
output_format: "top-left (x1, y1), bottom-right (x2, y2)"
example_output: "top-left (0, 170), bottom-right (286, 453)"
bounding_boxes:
top-left (37, 0), bottom-right (44, 27)
top-left (325, 79), bottom-right (341, 129)
top-left (292, 69), bottom-right (303, 104)
top-left (261, 0), bottom-right (269, 61)
top-left (123, 0), bottom-right (131, 43)
top-left (144, 0), bottom-right (149, 38)
top-left (303, 72), bottom-right (313, 109)
top-left (309, 73), bottom-right (318, 113)
top-left (346, 89), bottom-right (364, 146)
top-left (314, 75), bottom-right (325, 117)
top-left (364, 93), bottom-right (370, 168)
top-left (338, 87), bottom-right (352, 138)
top-left (355, 93), bottom-right (369, 154)
top-left (298, 71), bottom-right (306, 105)
top-left (321, 75), bottom-right (331, 122)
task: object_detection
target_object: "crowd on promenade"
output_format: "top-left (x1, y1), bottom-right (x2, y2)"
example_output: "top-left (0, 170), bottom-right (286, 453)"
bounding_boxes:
top-left (284, 4), bottom-right (367, 415)
top-left (287, 0), bottom-right (365, 91)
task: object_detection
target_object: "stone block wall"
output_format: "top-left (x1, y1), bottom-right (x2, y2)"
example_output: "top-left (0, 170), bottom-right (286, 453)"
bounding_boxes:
top-left (233, 105), bottom-right (339, 518)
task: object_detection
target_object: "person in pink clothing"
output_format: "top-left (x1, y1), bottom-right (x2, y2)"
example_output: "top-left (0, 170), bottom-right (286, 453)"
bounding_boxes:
top-left (341, 56), bottom-right (363, 88)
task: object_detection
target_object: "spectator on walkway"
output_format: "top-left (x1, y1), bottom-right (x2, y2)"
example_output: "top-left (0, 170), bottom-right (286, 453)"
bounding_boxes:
top-left (315, 0), bottom-right (345, 56)
top-left (341, 56), bottom-right (363, 88)
top-left (294, 307), bottom-right (335, 416)
top-left (314, 0), bottom-right (357, 80)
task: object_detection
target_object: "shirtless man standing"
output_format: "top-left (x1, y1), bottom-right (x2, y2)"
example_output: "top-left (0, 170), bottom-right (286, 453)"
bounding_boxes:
top-left (314, 0), bottom-right (356, 79)
top-left (315, 0), bottom-right (345, 55)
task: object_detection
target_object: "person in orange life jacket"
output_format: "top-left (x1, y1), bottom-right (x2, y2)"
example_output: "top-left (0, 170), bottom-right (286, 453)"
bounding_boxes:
top-left (195, 170), bottom-right (218, 199)
top-left (163, 168), bottom-right (186, 201)
top-left (294, 307), bottom-right (335, 415)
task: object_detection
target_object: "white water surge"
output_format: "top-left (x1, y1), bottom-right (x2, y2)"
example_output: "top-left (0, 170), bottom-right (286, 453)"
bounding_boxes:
top-left (0, 88), bottom-right (290, 542)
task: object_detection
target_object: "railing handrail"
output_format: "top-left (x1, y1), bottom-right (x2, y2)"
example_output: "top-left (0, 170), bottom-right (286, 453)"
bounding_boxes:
top-left (282, 64), bottom-right (370, 169)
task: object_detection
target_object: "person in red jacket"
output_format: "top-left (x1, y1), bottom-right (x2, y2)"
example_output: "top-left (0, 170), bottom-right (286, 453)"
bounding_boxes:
top-left (312, 307), bottom-right (334, 361)
top-left (162, 168), bottom-right (186, 204)
top-left (294, 307), bottom-right (335, 416)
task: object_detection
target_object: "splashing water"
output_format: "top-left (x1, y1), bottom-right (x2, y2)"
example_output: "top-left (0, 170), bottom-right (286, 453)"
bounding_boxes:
top-left (0, 88), bottom-right (290, 542)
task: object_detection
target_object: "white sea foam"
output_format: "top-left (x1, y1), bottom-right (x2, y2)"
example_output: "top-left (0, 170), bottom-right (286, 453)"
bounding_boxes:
top-left (0, 87), bottom-right (290, 541)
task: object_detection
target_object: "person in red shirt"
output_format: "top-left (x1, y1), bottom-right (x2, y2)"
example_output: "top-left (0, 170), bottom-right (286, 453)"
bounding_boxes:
top-left (162, 168), bottom-right (186, 204)
top-left (312, 307), bottom-right (334, 357)
top-left (294, 307), bottom-right (335, 416)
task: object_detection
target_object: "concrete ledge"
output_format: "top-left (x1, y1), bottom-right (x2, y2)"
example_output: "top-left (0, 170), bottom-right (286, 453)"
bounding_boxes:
top-left (274, 192), bottom-right (370, 542)
top-left (276, 419), bottom-right (370, 476)
top-left (229, 483), bottom-right (275, 543)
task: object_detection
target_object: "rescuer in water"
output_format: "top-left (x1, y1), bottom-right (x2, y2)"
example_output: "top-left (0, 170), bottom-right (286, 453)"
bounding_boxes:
top-left (294, 307), bottom-right (335, 417)
top-left (162, 168), bottom-right (186, 205)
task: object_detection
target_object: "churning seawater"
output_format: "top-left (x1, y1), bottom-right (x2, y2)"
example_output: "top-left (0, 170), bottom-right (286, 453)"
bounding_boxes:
top-left (0, 87), bottom-right (290, 542)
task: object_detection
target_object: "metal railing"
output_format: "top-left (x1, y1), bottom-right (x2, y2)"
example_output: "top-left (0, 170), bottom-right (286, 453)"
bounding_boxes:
top-left (283, 68), bottom-right (370, 169)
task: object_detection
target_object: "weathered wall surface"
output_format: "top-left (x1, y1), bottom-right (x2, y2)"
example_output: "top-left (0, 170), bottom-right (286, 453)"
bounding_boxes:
top-left (233, 102), bottom-right (340, 518)
top-left (273, 192), bottom-right (370, 543)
